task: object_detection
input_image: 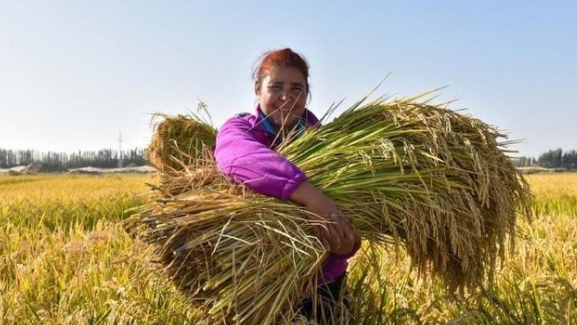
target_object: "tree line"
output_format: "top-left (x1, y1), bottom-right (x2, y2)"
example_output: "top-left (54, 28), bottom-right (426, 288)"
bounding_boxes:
top-left (0, 148), bottom-right (146, 170)
top-left (513, 148), bottom-right (577, 169)
top-left (2, 147), bottom-right (575, 170)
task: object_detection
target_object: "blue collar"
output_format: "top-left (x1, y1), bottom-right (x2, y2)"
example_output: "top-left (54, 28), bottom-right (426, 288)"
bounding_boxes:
top-left (259, 111), bottom-right (306, 144)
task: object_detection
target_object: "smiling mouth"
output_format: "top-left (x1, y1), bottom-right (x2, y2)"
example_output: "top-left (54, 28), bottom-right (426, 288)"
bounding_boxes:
top-left (276, 101), bottom-right (296, 109)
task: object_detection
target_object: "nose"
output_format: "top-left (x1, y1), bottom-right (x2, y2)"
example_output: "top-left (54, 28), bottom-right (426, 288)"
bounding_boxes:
top-left (279, 89), bottom-right (293, 101)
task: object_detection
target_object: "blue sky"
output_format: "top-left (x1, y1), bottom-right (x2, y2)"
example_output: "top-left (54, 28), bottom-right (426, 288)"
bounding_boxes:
top-left (1, 1), bottom-right (575, 157)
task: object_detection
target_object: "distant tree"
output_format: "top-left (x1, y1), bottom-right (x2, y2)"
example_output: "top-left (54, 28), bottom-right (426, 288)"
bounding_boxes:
top-left (513, 156), bottom-right (527, 167)
top-left (562, 150), bottom-right (577, 169)
top-left (0, 149), bottom-right (6, 168)
top-left (539, 148), bottom-right (563, 168)
top-left (0, 147), bottom-right (147, 170)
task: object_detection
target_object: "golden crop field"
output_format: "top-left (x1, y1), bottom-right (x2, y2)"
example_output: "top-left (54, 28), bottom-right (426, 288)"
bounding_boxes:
top-left (1, 173), bottom-right (576, 324)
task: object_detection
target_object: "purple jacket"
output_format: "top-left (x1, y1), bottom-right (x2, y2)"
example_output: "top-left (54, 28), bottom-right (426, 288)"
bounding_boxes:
top-left (214, 105), bottom-right (354, 283)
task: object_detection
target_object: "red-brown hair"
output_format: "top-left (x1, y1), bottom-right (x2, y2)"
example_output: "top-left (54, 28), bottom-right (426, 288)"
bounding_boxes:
top-left (253, 48), bottom-right (310, 93)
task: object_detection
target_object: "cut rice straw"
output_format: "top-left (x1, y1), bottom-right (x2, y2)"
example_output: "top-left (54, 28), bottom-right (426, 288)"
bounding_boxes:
top-left (127, 91), bottom-right (532, 324)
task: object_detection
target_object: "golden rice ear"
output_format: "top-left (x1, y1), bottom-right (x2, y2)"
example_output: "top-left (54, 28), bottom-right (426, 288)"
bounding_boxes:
top-left (147, 113), bottom-right (217, 174)
top-left (130, 93), bottom-right (532, 323)
top-left (281, 94), bottom-right (532, 290)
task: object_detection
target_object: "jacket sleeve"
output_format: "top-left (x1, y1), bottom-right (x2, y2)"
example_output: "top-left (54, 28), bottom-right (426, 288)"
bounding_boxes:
top-left (214, 117), bottom-right (307, 200)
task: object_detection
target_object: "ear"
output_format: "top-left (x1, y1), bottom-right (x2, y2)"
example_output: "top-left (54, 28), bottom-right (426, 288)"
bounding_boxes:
top-left (254, 81), bottom-right (260, 95)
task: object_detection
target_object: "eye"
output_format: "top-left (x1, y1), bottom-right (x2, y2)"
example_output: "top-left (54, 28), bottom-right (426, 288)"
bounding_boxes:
top-left (291, 87), bottom-right (304, 94)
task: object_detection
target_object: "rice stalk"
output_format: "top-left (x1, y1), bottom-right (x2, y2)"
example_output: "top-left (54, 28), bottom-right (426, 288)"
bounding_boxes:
top-left (147, 104), bottom-right (217, 174)
top-left (127, 92), bottom-right (532, 324)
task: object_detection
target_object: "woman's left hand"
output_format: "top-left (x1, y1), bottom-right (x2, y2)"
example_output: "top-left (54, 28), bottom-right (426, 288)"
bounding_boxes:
top-left (326, 211), bottom-right (360, 256)
top-left (290, 181), bottom-right (360, 256)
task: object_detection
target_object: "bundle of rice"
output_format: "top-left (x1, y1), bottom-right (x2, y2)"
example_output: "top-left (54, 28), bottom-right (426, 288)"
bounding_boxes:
top-left (127, 93), bottom-right (532, 324)
top-left (147, 107), bottom-right (217, 173)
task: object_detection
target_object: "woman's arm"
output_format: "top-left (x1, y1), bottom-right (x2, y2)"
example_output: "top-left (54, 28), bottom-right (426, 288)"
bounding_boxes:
top-left (215, 117), bottom-right (307, 200)
top-left (290, 181), bottom-right (360, 256)
top-left (215, 116), bottom-right (359, 256)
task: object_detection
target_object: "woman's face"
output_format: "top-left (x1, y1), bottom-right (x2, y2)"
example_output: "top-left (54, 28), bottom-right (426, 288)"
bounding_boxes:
top-left (256, 66), bottom-right (308, 129)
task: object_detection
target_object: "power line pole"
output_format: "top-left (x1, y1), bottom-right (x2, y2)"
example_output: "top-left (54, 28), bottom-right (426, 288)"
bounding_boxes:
top-left (118, 131), bottom-right (123, 168)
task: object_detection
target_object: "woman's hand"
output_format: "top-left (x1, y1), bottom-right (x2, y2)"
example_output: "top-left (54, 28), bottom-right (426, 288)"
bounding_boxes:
top-left (290, 181), bottom-right (360, 256)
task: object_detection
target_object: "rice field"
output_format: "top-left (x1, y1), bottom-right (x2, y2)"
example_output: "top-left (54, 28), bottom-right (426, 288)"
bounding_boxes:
top-left (1, 173), bottom-right (576, 324)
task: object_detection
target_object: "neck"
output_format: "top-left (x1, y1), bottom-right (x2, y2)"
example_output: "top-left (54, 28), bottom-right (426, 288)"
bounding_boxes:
top-left (269, 119), bottom-right (299, 133)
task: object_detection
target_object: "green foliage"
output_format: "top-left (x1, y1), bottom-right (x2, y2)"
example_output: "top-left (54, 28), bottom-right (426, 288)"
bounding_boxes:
top-left (0, 148), bottom-right (146, 169)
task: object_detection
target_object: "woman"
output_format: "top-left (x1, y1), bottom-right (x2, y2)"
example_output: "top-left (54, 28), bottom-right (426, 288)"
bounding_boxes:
top-left (214, 48), bottom-right (360, 322)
